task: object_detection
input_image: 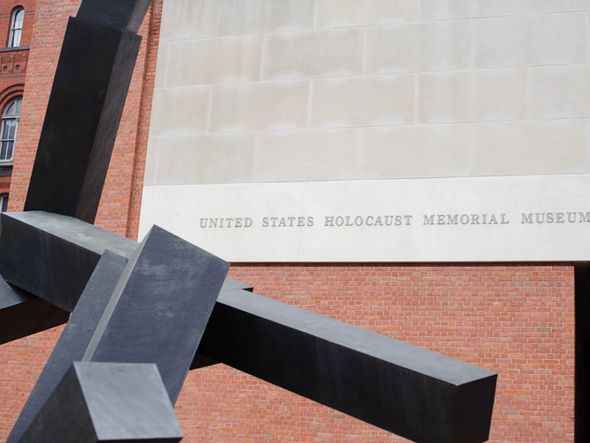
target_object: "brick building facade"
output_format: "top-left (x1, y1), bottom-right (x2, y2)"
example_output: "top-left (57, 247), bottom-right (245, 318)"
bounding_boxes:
top-left (0, 1), bottom-right (583, 442)
top-left (0, 0), bottom-right (35, 211)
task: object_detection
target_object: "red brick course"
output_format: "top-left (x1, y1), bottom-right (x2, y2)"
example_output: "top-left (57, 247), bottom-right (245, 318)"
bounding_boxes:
top-left (0, 264), bottom-right (575, 442)
top-left (0, 1), bottom-right (578, 442)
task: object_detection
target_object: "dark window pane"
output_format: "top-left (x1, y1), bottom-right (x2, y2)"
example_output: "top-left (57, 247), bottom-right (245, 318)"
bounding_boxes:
top-left (0, 194), bottom-right (8, 212)
top-left (0, 142), bottom-right (8, 160)
top-left (8, 8), bottom-right (24, 47)
top-left (6, 140), bottom-right (14, 160)
top-left (3, 120), bottom-right (16, 139)
top-left (14, 9), bottom-right (23, 28)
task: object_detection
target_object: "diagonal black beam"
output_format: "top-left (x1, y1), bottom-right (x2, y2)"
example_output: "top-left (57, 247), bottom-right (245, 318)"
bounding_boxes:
top-left (77, 0), bottom-right (153, 33)
top-left (19, 362), bottom-right (182, 443)
top-left (23, 2), bottom-right (151, 223)
top-left (82, 226), bottom-right (229, 403)
top-left (0, 211), bottom-right (248, 343)
top-left (0, 212), bottom-right (135, 311)
top-left (196, 288), bottom-right (497, 443)
top-left (9, 226), bottom-right (228, 441)
top-left (0, 211), bottom-right (496, 442)
top-left (7, 251), bottom-right (129, 443)
top-left (0, 276), bottom-right (68, 346)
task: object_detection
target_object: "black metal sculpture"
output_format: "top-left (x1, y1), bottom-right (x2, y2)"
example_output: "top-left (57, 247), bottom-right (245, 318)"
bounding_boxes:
top-left (0, 1), bottom-right (497, 442)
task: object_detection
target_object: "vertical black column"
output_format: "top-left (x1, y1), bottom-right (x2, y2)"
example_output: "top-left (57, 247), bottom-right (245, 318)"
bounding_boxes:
top-left (24, 1), bottom-right (152, 224)
top-left (575, 263), bottom-right (590, 443)
top-left (77, 0), bottom-right (152, 33)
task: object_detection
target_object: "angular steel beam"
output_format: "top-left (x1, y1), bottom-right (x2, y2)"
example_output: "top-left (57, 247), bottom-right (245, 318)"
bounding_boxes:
top-left (23, 9), bottom-right (145, 223)
top-left (0, 211), bottom-right (496, 442)
top-left (19, 362), bottom-right (182, 443)
top-left (197, 288), bottom-right (497, 443)
top-left (82, 226), bottom-right (229, 403)
top-left (77, 0), bottom-right (153, 33)
top-left (0, 212), bottom-right (134, 311)
top-left (9, 225), bottom-right (228, 441)
top-left (8, 251), bottom-right (129, 443)
top-left (0, 277), bottom-right (67, 345)
top-left (0, 212), bottom-right (247, 312)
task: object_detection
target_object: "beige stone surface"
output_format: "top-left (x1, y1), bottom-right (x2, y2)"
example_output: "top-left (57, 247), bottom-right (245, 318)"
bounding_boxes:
top-left (150, 86), bottom-right (211, 136)
top-left (471, 120), bottom-right (588, 175)
top-left (315, 0), bottom-right (417, 27)
top-left (360, 124), bottom-right (472, 178)
top-left (255, 129), bottom-right (361, 181)
top-left (473, 14), bottom-right (587, 67)
top-left (154, 42), bottom-right (169, 89)
top-left (366, 22), bottom-right (472, 74)
top-left (263, 29), bottom-right (363, 80)
top-left (147, 0), bottom-right (590, 185)
top-left (143, 138), bottom-right (160, 186)
top-left (533, 0), bottom-right (590, 12)
top-left (141, 174), bottom-right (590, 262)
top-left (151, 133), bottom-right (256, 185)
top-left (420, 0), bottom-right (477, 19)
top-left (472, 70), bottom-right (528, 121)
top-left (210, 81), bottom-right (310, 131)
top-left (217, 0), bottom-right (315, 35)
top-left (419, 69), bottom-right (527, 123)
top-left (160, 0), bottom-right (220, 40)
top-left (421, 0), bottom-right (528, 20)
top-left (530, 66), bottom-right (590, 119)
top-left (476, 0), bottom-right (529, 16)
top-left (166, 37), bottom-right (263, 86)
top-left (311, 75), bottom-right (415, 128)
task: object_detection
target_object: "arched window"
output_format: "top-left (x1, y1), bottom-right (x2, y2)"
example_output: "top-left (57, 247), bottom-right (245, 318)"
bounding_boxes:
top-left (0, 96), bottom-right (21, 163)
top-left (7, 7), bottom-right (24, 48)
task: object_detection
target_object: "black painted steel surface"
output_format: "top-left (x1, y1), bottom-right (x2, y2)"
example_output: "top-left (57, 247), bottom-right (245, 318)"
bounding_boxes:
top-left (19, 362), bottom-right (182, 443)
top-left (0, 211), bottom-right (496, 442)
top-left (77, 0), bottom-right (153, 33)
top-left (197, 289), bottom-right (497, 443)
top-left (83, 226), bottom-right (229, 403)
top-left (0, 212), bottom-right (135, 311)
top-left (0, 277), bottom-right (67, 345)
top-left (7, 252), bottom-right (129, 443)
top-left (0, 211), bottom-right (248, 313)
top-left (23, 17), bottom-right (141, 223)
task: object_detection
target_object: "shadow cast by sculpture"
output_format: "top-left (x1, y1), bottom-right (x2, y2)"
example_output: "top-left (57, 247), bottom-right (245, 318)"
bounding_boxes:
top-left (0, 1), bottom-right (497, 442)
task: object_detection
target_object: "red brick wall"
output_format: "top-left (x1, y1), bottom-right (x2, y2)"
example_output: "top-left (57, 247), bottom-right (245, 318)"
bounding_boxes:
top-left (0, 264), bottom-right (575, 442)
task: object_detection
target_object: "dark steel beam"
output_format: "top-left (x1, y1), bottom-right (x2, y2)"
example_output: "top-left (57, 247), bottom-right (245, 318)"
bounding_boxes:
top-left (83, 226), bottom-right (229, 403)
top-left (0, 212), bottom-right (135, 311)
top-left (0, 212), bottom-right (496, 442)
top-left (23, 16), bottom-right (142, 223)
top-left (8, 251), bottom-right (129, 443)
top-left (77, 0), bottom-right (153, 33)
top-left (0, 277), bottom-right (68, 345)
top-left (8, 224), bottom-right (228, 441)
top-left (0, 212), bottom-right (248, 311)
top-left (19, 362), bottom-right (182, 443)
top-left (196, 288), bottom-right (497, 443)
